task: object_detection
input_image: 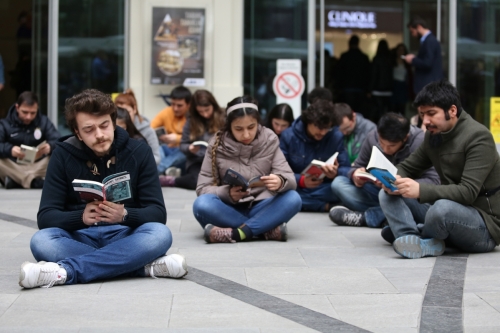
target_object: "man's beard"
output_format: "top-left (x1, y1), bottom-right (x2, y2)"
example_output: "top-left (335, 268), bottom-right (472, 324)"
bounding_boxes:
top-left (429, 133), bottom-right (443, 148)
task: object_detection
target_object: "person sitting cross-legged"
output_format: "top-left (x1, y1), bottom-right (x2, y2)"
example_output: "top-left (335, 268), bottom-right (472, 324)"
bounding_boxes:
top-left (329, 112), bottom-right (439, 228)
top-left (19, 89), bottom-right (187, 289)
top-left (379, 80), bottom-right (500, 259)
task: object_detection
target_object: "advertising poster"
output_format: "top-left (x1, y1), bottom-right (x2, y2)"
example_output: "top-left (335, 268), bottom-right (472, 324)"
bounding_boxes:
top-left (151, 7), bottom-right (205, 86)
top-left (490, 97), bottom-right (500, 143)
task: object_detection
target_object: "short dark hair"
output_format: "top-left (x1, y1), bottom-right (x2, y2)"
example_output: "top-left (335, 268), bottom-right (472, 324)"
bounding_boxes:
top-left (333, 103), bottom-right (354, 125)
top-left (307, 87), bottom-right (333, 104)
top-left (413, 80), bottom-right (462, 119)
top-left (349, 35), bottom-right (360, 47)
top-left (377, 112), bottom-right (410, 142)
top-left (301, 100), bottom-right (335, 129)
top-left (407, 16), bottom-right (428, 29)
top-left (265, 103), bottom-right (295, 129)
top-left (170, 86), bottom-right (192, 103)
top-left (65, 89), bottom-right (117, 134)
top-left (17, 91), bottom-right (39, 107)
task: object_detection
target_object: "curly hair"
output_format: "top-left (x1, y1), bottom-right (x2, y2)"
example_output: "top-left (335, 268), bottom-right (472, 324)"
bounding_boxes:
top-left (65, 89), bottom-right (117, 134)
top-left (301, 99), bottom-right (335, 129)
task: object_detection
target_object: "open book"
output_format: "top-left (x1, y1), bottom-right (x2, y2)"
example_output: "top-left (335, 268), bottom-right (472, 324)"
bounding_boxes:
top-left (192, 141), bottom-right (208, 147)
top-left (222, 168), bottom-right (265, 191)
top-left (366, 146), bottom-right (398, 191)
top-left (301, 152), bottom-right (338, 180)
top-left (17, 141), bottom-right (47, 165)
top-left (72, 172), bottom-right (132, 203)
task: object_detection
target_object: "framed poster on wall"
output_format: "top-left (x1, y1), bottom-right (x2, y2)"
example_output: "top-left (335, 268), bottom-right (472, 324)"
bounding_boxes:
top-left (151, 7), bottom-right (205, 86)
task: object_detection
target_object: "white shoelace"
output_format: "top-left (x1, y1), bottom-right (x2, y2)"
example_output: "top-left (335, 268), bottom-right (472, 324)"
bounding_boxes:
top-left (148, 261), bottom-right (170, 279)
top-left (343, 212), bottom-right (362, 226)
top-left (38, 267), bottom-right (64, 288)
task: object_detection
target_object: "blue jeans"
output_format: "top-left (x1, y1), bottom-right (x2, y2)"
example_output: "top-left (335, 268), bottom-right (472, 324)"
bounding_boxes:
top-left (330, 176), bottom-right (386, 227)
top-left (296, 182), bottom-right (339, 212)
top-left (30, 223), bottom-right (172, 284)
top-left (379, 192), bottom-right (496, 253)
top-left (157, 145), bottom-right (186, 174)
top-left (192, 191), bottom-right (301, 236)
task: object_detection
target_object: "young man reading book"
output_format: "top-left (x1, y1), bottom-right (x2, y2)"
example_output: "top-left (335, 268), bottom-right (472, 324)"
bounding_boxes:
top-left (0, 91), bottom-right (60, 189)
top-left (18, 89), bottom-right (187, 289)
top-left (280, 99), bottom-right (350, 211)
top-left (329, 112), bottom-right (439, 228)
top-left (379, 81), bottom-right (500, 259)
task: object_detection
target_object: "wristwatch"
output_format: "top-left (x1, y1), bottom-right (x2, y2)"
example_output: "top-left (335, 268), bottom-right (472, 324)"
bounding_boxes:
top-left (122, 208), bottom-right (128, 222)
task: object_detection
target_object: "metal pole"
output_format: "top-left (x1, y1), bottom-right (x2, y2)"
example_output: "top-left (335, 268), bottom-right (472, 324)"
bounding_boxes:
top-left (124, 0), bottom-right (130, 89)
top-left (437, 0), bottom-right (441, 41)
top-left (319, 0), bottom-right (325, 87)
top-left (449, 0), bottom-right (457, 86)
top-left (307, 0), bottom-right (316, 93)
top-left (48, 0), bottom-right (59, 126)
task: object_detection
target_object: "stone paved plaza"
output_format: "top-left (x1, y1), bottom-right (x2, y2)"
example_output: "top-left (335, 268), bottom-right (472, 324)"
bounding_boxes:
top-left (0, 187), bottom-right (500, 332)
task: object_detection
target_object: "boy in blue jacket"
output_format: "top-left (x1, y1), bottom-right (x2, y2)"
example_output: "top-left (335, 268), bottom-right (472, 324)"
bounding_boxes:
top-left (280, 100), bottom-right (350, 211)
top-left (19, 89), bottom-right (187, 288)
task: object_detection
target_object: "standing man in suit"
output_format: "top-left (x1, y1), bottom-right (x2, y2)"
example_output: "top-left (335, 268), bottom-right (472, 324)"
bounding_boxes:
top-left (404, 17), bottom-right (443, 95)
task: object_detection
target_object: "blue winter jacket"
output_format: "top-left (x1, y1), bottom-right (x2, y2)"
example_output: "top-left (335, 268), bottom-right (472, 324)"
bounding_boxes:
top-left (37, 126), bottom-right (166, 231)
top-left (279, 117), bottom-right (350, 184)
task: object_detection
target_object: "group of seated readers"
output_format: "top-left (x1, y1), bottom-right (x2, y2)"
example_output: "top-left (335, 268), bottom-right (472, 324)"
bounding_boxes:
top-left (7, 80), bottom-right (500, 290)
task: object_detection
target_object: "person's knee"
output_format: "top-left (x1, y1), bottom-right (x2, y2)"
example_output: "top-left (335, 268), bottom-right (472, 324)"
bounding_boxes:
top-left (425, 200), bottom-right (452, 230)
top-left (378, 188), bottom-right (390, 207)
top-left (193, 194), bottom-right (217, 216)
top-left (330, 176), bottom-right (350, 195)
top-left (285, 190), bottom-right (302, 214)
top-left (138, 223), bottom-right (172, 254)
top-left (30, 228), bottom-right (62, 261)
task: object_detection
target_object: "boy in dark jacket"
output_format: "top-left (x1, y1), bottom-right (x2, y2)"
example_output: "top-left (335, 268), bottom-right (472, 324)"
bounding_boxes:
top-left (280, 100), bottom-right (350, 212)
top-left (19, 89), bottom-right (187, 288)
top-left (0, 91), bottom-right (60, 189)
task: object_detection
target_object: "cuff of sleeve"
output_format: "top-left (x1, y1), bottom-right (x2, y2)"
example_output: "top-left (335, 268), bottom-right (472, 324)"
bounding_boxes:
top-left (298, 175), bottom-right (306, 188)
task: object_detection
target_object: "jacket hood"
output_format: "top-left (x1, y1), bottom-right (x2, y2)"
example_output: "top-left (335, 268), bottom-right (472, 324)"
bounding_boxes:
top-left (7, 103), bottom-right (42, 128)
top-left (133, 115), bottom-right (151, 131)
top-left (56, 126), bottom-right (129, 162)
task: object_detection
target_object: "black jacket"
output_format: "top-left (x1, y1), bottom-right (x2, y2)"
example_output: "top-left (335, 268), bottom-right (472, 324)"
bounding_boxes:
top-left (0, 104), bottom-right (60, 161)
top-left (413, 32), bottom-right (443, 94)
top-left (336, 48), bottom-right (370, 92)
top-left (37, 126), bottom-right (166, 231)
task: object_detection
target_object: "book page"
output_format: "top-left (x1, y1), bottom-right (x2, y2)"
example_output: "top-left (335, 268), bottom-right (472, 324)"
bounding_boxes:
top-left (17, 145), bottom-right (38, 164)
top-left (192, 141), bottom-right (208, 147)
top-left (301, 161), bottom-right (326, 179)
top-left (355, 171), bottom-right (377, 182)
top-left (325, 152), bottom-right (339, 165)
top-left (72, 179), bottom-right (105, 202)
top-left (366, 146), bottom-right (397, 176)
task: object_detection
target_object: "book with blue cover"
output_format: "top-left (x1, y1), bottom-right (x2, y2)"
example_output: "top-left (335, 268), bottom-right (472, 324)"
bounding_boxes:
top-left (366, 146), bottom-right (398, 192)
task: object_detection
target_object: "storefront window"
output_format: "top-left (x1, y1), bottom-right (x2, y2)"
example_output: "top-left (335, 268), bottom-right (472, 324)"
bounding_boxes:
top-left (243, 0), bottom-right (308, 117)
top-left (58, 0), bottom-right (125, 133)
top-left (457, 0), bottom-right (500, 125)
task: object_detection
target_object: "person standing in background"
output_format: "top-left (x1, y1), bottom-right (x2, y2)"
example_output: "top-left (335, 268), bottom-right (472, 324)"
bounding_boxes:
top-left (391, 43), bottom-right (414, 115)
top-left (404, 17), bottom-right (443, 96)
top-left (369, 40), bottom-right (393, 123)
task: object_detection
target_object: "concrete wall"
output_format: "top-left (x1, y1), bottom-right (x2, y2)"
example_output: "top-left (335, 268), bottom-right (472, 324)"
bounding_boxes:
top-left (129, 0), bottom-right (243, 119)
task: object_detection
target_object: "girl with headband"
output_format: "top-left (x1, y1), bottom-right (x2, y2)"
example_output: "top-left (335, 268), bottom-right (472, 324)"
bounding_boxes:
top-left (193, 96), bottom-right (301, 243)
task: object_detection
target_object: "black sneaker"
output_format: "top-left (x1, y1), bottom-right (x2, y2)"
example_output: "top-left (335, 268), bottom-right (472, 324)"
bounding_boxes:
top-left (329, 206), bottom-right (366, 227)
top-left (381, 225), bottom-right (395, 244)
top-left (4, 176), bottom-right (22, 189)
top-left (30, 178), bottom-right (44, 189)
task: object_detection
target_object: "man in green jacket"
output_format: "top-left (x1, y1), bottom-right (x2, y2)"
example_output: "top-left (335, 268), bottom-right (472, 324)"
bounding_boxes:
top-left (379, 80), bottom-right (500, 259)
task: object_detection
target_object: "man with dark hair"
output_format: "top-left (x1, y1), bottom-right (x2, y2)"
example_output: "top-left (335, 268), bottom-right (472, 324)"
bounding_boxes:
top-left (280, 100), bottom-right (350, 212)
top-left (333, 103), bottom-right (376, 164)
top-left (0, 91), bottom-right (60, 189)
top-left (335, 35), bottom-right (370, 118)
top-left (307, 87), bottom-right (332, 104)
top-left (379, 80), bottom-right (500, 259)
top-left (404, 16), bottom-right (442, 95)
top-left (329, 112), bottom-right (439, 227)
top-left (151, 85), bottom-right (191, 175)
top-left (18, 89), bottom-right (187, 289)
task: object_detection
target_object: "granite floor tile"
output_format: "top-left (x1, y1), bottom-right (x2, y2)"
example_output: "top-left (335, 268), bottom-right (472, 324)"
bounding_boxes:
top-left (464, 293), bottom-right (500, 327)
top-left (273, 294), bottom-right (340, 319)
top-left (377, 267), bottom-right (432, 294)
top-left (464, 268), bottom-right (500, 293)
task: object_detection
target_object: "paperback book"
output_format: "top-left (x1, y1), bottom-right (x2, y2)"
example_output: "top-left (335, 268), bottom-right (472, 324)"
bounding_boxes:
top-left (366, 146), bottom-right (398, 192)
top-left (17, 141), bottom-right (47, 165)
top-left (222, 168), bottom-right (265, 191)
top-left (72, 171), bottom-right (132, 203)
top-left (301, 152), bottom-right (338, 180)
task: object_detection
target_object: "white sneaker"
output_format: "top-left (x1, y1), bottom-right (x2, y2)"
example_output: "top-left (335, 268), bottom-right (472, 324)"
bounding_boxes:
top-left (165, 167), bottom-right (182, 177)
top-left (19, 261), bottom-right (67, 288)
top-left (145, 254), bottom-right (188, 279)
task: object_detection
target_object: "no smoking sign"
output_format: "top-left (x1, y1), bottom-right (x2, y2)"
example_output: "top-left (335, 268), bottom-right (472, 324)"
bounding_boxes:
top-left (273, 72), bottom-right (305, 99)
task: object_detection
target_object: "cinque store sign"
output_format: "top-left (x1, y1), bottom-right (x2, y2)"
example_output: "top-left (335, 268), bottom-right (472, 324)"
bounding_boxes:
top-left (327, 11), bottom-right (377, 29)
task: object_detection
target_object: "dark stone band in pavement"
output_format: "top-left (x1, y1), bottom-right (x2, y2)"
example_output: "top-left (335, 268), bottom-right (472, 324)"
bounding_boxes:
top-left (0, 212), bottom-right (37, 229)
top-left (420, 254), bottom-right (468, 333)
top-left (185, 267), bottom-right (372, 333)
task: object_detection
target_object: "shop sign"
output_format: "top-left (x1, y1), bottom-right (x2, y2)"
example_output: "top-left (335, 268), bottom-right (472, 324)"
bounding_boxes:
top-left (327, 10), bottom-right (377, 29)
top-left (490, 97), bottom-right (500, 143)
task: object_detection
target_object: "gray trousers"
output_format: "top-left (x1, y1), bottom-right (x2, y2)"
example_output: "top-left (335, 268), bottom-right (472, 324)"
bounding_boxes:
top-left (0, 157), bottom-right (50, 188)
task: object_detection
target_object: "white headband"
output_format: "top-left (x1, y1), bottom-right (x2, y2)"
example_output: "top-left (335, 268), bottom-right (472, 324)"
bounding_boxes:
top-left (226, 103), bottom-right (258, 115)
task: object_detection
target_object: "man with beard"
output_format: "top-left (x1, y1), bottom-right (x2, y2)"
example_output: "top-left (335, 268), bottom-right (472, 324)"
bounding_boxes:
top-left (378, 80), bottom-right (500, 259)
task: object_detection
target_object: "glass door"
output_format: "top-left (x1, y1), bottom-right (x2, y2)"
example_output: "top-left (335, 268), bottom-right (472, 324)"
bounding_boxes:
top-left (32, 0), bottom-right (49, 115)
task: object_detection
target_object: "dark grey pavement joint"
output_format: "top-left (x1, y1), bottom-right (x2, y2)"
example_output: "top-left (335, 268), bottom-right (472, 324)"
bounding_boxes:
top-left (0, 212), bottom-right (37, 229)
top-left (420, 255), bottom-right (468, 333)
top-left (185, 267), bottom-right (372, 333)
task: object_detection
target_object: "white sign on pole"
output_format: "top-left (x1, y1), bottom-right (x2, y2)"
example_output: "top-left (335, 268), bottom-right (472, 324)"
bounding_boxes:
top-left (272, 59), bottom-right (305, 119)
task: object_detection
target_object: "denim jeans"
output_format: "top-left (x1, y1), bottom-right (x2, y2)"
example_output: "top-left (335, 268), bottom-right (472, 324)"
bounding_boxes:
top-left (296, 182), bottom-right (339, 212)
top-left (192, 191), bottom-right (301, 236)
top-left (30, 223), bottom-right (172, 284)
top-left (379, 192), bottom-right (496, 253)
top-left (157, 145), bottom-right (186, 175)
top-left (330, 176), bottom-right (386, 227)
